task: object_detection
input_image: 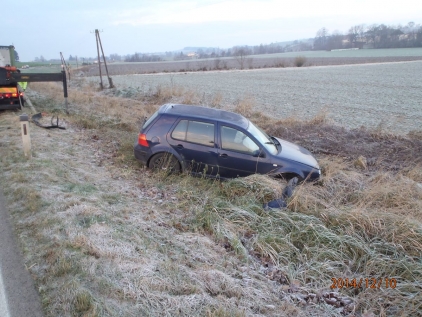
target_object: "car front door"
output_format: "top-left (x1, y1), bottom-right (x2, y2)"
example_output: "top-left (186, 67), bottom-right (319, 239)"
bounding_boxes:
top-left (216, 124), bottom-right (276, 178)
top-left (167, 119), bottom-right (219, 176)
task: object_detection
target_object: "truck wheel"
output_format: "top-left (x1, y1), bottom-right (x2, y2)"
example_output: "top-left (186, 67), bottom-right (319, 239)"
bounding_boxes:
top-left (148, 153), bottom-right (181, 173)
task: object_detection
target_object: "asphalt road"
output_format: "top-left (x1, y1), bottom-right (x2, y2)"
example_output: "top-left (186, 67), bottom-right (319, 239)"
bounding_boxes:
top-left (0, 188), bottom-right (44, 317)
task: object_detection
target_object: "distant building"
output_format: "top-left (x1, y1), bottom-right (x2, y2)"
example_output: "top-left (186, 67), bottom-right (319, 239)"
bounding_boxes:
top-left (187, 52), bottom-right (199, 59)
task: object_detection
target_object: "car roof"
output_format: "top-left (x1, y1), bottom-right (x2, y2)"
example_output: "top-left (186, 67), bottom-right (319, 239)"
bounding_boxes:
top-left (159, 104), bottom-right (249, 129)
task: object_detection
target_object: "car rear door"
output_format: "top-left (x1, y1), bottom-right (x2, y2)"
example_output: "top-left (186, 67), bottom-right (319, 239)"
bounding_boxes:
top-left (167, 119), bottom-right (219, 176)
top-left (216, 124), bottom-right (276, 178)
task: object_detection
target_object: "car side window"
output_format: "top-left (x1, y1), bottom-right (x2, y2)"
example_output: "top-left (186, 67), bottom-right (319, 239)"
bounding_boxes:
top-left (172, 120), bottom-right (215, 147)
top-left (187, 121), bottom-right (215, 146)
top-left (221, 126), bottom-right (259, 154)
top-left (172, 120), bottom-right (188, 140)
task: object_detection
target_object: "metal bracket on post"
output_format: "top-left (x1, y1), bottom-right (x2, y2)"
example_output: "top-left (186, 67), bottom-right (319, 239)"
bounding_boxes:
top-left (62, 70), bottom-right (68, 114)
top-left (11, 71), bottom-right (69, 113)
top-left (20, 113), bottom-right (31, 158)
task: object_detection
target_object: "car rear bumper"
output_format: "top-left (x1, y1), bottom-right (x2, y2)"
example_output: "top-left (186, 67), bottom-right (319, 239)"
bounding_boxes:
top-left (134, 144), bottom-right (150, 165)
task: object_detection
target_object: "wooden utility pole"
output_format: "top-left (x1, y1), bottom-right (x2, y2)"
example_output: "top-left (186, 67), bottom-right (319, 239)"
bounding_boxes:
top-left (94, 29), bottom-right (114, 90)
top-left (60, 52), bottom-right (70, 80)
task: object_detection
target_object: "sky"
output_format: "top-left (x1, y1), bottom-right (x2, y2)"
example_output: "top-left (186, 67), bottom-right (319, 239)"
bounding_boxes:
top-left (5, 0), bottom-right (422, 61)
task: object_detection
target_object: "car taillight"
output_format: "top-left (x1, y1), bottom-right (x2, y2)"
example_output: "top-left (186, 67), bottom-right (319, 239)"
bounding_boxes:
top-left (138, 133), bottom-right (149, 147)
top-left (19, 92), bottom-right (24, 97)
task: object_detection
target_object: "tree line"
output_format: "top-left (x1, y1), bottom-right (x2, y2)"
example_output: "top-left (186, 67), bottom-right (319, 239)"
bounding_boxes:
top-left (314, 22), bottom-right (422, 50)
top-left (123, 53), bottom-right (162, 62)
top-left (163, 21), bottom-right (421, 60)
top-left (31, 21), bottom-right (422, 63)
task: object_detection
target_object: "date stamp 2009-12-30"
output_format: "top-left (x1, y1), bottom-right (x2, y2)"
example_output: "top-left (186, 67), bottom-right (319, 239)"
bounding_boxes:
top-left (330, 278), bottom-right (397, 289)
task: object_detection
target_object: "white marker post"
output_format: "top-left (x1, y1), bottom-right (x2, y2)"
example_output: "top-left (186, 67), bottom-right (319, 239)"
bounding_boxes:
top-left (19, 114), bottom-right (31, 158)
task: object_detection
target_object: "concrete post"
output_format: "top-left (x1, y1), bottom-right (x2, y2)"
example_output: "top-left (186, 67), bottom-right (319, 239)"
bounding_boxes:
top-left (19, 114), bottom-right (31, 158)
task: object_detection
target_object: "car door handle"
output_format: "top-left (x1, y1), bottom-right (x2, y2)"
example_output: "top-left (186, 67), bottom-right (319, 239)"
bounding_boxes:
top-left (219, 153), bottom-right (228, 158)
top-left (176, 144), bottom-right (184, 149)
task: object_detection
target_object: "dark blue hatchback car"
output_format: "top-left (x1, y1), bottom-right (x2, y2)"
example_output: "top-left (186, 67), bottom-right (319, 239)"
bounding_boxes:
top-left (134, 104), bottom-right (321, 181)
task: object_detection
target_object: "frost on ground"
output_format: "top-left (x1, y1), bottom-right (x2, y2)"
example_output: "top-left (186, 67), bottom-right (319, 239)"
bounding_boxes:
top-left (1, 79), bottom-right (421, 317)
top-left (0, 105), bottom-right (341, 316)
top-left (83, 61), bottom-right (422, 135)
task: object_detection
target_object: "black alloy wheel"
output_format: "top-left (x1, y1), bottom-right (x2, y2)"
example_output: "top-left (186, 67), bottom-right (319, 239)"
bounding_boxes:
top-left (149, 153), bottom-right (181, 173)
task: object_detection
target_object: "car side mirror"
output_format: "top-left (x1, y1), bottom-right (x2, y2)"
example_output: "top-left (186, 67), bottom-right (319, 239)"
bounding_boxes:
top-left (253, 150), bottom-right (265, 158)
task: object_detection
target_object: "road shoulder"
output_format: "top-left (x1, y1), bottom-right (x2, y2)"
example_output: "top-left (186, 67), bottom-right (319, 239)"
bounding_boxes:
top-left (0, 188), bottom-right (44, 317)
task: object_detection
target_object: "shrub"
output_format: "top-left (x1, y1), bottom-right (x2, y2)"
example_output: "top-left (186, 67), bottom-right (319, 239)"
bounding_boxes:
top-left (274, 59), bottom-right (286, 68)
top-left (294, 56), bottom-right (307, 67)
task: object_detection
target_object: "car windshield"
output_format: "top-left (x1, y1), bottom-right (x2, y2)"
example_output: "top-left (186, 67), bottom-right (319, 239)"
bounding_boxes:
top-left (247, 121), bottom-right (278, 155)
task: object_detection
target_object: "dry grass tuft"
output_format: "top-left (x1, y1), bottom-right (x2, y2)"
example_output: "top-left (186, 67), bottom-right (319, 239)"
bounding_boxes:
top-left (210, 92), bottom-right (223, 108)
top-left (233, 95), bottom-right (255, 117)
top-left (220, 174), bottom-right (283, 203)
top-left (72, 290), bottom-right (96, 316)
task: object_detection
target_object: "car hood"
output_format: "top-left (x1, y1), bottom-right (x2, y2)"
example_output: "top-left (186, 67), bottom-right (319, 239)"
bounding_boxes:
top-left (274, 137), bottom-right (319, 169)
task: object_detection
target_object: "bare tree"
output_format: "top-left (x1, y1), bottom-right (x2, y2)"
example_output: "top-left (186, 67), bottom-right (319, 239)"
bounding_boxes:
top-left (327, 30), bottom-right (344, 50)
top-left (405, 22), bottom-right (417, 46)
top-left (233, 46), bottom-right (250, 70)
top-left (358, 24), bottom-right (366, 43)
top-left (246, 57), bottom-right (254, 69)
top-left (348, 25), bottom-right (365, 46)
top-left (213, 57), bottom-right (221, 70)
top-left (314, 27), bottom-right (329, 50)
top-left (364, 24), bottom-right (378, 47)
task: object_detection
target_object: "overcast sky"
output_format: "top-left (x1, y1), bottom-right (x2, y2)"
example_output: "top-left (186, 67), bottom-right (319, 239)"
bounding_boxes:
top-left (5, 0), bottom-right (421, 61)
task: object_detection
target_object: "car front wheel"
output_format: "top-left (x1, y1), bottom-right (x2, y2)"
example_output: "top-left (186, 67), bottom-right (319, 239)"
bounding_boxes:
top-left (148, 153), bottom-right (181, 173)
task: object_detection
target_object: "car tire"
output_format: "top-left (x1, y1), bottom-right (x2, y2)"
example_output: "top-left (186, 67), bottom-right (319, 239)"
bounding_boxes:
top-left (148, 153), bottom-right (181, 173)
top-left (282, 173), bottom-right (303, 183)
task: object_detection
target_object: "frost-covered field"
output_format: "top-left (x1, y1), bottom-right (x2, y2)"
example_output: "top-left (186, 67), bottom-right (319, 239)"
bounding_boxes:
top-left (88, 61), bottom-right (422, 135)
top-left (251, 47), bottom-right (422, 58)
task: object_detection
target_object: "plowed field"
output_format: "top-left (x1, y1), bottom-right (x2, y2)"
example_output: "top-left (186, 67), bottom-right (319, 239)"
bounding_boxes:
top-left (86, 60), bottom-right (422, 135)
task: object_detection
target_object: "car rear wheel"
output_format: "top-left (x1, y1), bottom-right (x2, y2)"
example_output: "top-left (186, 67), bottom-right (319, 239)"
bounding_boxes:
top-left (148, 153), bottom-right (181, 173)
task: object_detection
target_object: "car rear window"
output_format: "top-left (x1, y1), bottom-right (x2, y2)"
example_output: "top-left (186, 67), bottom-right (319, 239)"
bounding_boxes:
top-left (142, 111), bottom-right (159, 130)
top-left (172, 120), bottom-right (215, 147)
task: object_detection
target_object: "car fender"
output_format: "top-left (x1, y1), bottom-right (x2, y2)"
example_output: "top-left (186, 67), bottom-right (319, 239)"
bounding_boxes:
top-left (271, 166), bottom-right (305, 179)
top-left (148, 146), bottom-right (186, 171)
